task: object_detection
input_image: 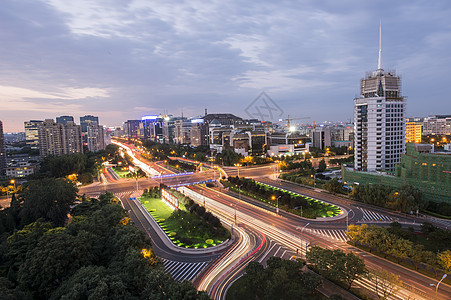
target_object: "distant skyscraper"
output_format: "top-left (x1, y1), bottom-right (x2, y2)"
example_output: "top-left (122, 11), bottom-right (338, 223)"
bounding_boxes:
top-left (174, 118), bottom-right (191, 144)
top-left (87, 124), bottom-right (105, 152)
top-left (56, 115), bottom-right (74, 125)
top-left (141, 115), bottom-right (163, 142)
top-left (354, 24), bottom-right (406, 172)
top-left (124, 120), bottom-right (142, 140)
top-left (80, 115), bottom-right (99, 145)
top-left (0, 121), bottom-right (5, 177)
top-left (38, 119), bottom-right (83, 157)
top-left (24, 120), bottom-right (43, 149)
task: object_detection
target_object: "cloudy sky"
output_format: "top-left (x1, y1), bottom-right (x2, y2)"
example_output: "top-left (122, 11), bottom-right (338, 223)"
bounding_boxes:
top-left (1, 0), bottom-right (450, 131)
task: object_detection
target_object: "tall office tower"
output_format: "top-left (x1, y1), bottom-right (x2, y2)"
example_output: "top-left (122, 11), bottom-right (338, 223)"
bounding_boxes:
top-left (0, 121), bottom-right (5, 177)
top-left (87, 124), bottom-right (105, 152)
top-left (162, 115), bottom-right (183, 144)
top-left (190, 118), bottom-right (209, 147)
top-left (174, 118), bottom-right (191, 144)
top-left (141, 115), bottom-right (163, 142)
top-left (124, 120), bottom-right (142, 140)
top-left (38, 119), bottom-right (83, 157)
top-left (56, 115), bottom-right (74, 125)
top-left (80, 115), bottom-right (99, 145)
top-left (354, 25), bottom-right (406, 172)
top-left (24, 120), bottom-right (43, 149)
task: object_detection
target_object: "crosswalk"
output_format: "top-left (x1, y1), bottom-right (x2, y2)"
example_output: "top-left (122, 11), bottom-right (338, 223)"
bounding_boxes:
top-left (428, 217), bottom-right (451, 229)
top-left (358, 207), bottom-right (393, 222)
top-left (306, 228), bottom-right (348, 242)
top-left (161, 259), bottom-right (209, 282)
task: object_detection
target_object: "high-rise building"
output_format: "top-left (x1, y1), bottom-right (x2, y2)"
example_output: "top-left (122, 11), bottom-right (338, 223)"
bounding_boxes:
top-left (87, 124), bottom-right (105, 152)
top-left (64, 121), bottom-right (83, 154)
top-left (354, 25), bottom-right (406, 172)
top-left (124, 120), bottom-right (142, 140)
top-left (80, 115), bottom-right (99, 145)
top-left (0, 121), bottom-right (5, 177)
top-left (56, 115), bottom-right (74, 125)
top-left (190, 118), bottom-right (209, 147)
top-left (38, 119), bottom-right (83, 157)
top-left (162, 115), bottom-right (183, 144)
top-left (174, 118), bottom-right (191, 144)
top-left (24, 120), bottom-right (43, 149)
top-left (141, 115), bottom-right (163, 142)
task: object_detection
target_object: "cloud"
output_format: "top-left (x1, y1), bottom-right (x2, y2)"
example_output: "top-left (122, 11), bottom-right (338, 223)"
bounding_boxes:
top-left (0, 85), bottom-right (109, 112)
top-left (0, 0), bottom-right (450, 132)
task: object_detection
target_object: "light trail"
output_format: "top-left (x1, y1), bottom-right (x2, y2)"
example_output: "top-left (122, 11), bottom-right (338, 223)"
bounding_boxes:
top-left (112, 140), bottom-right (161, 177)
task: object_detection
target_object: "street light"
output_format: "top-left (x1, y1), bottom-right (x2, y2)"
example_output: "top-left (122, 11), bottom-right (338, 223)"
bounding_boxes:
top-left (234, 163), bottom-right (241, 178)
top-left (296, 223), bottom-right (310, 259)
top-left (271, 195), bottom-right (281, 214)
top-left (310, 174), bottom-right (316, 188)
top-left (238, 184), bottom-right (243, 200)
top-left (429, 273), bottom-right (447, 299)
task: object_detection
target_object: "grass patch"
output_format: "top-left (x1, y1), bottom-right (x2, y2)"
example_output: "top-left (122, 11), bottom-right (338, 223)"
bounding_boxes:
top-left (112, 167), bottom-right (131, 178)
top-left (140, 195), bottom-right (173, 220)
top-left (140, 194), bottom-right (229, 248)
top-left (224, 180), bottom-right (341, 219)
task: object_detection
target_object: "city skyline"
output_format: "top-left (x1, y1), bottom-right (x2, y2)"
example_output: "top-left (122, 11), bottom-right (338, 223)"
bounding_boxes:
top-left (1, 0), bottom-right (451, 131)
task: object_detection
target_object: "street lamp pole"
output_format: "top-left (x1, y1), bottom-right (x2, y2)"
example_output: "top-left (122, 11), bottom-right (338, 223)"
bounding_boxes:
top-left (299, 222), bottom-right (310, 259)
top-left (311, 173), bottom-right (316, 188)
top-left (430, 273), bottom-right (447, 299)
top-left (272, 195), bottom-right (281, 215)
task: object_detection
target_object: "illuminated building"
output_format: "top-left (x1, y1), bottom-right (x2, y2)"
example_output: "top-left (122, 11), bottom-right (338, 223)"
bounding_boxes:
top-left (354, 24), bottom-right (405, 172)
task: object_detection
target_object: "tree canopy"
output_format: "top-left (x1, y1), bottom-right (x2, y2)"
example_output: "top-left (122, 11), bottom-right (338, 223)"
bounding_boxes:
top-left (0, 192), bottom-right (208, 300)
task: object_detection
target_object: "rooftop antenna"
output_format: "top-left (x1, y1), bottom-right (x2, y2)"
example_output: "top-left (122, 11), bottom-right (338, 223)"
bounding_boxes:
top-left (378, 20), bottom-right (382, 70)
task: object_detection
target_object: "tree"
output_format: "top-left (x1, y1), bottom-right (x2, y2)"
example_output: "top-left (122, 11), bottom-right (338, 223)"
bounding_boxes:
top-left (307, 246), bottom-right (367, 289)
top-left (437, 250), bottom-right (451, 272)
top-left (372, 268), bottom-right (402, 300)
top-left (324, 178), bottom-right (344, 194)
top-left (318, 159), bottom-right (327, 172)
top-left (19, 178), bottom-right (78, 227)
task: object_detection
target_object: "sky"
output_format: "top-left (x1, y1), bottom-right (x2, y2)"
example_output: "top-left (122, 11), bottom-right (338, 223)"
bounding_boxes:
top-left (1, 0), bottom-right (450, 132)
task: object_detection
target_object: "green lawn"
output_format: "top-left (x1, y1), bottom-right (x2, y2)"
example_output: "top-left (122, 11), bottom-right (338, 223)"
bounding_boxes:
top-left (225, 181), bottom-right (341, 219)
top-left (112, 167), bottom-right (131, 178)
top-left (139, 194), bottom-right (229, 248)
top-left (140, 195), bottom-right (174, 220)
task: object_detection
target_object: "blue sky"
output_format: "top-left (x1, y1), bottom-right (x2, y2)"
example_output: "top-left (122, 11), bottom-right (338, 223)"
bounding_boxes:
top-left (1, 0), bottom-right (450, 131)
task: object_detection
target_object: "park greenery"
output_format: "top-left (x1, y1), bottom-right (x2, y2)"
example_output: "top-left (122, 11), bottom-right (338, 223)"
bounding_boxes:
top-left (306, 246), bottom-right (368, 290)
top-left (350, 184), bottom-right (426, 214)
top-left (226, 257), bottom-right (322, 300)
top-left (140, 187), bottom-right (229, 248)
top-left (31, 144), bottom-right (120, 184)
top-left (0, 180), bottom-right (208, 299)
top-left (225, 176), bottom-right (341, 218)
top-left (424, 201), bottom-right (451, 218)
top-left (166, 159), bottom-right (198, 172)
top-left (139, 139), bottom-right (210, 162)
top-left (347, 222), bottom-right (451, 276)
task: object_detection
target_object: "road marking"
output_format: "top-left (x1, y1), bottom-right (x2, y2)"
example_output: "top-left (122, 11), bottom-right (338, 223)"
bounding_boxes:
top-left (161, 259), bottom-right (209, 282)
